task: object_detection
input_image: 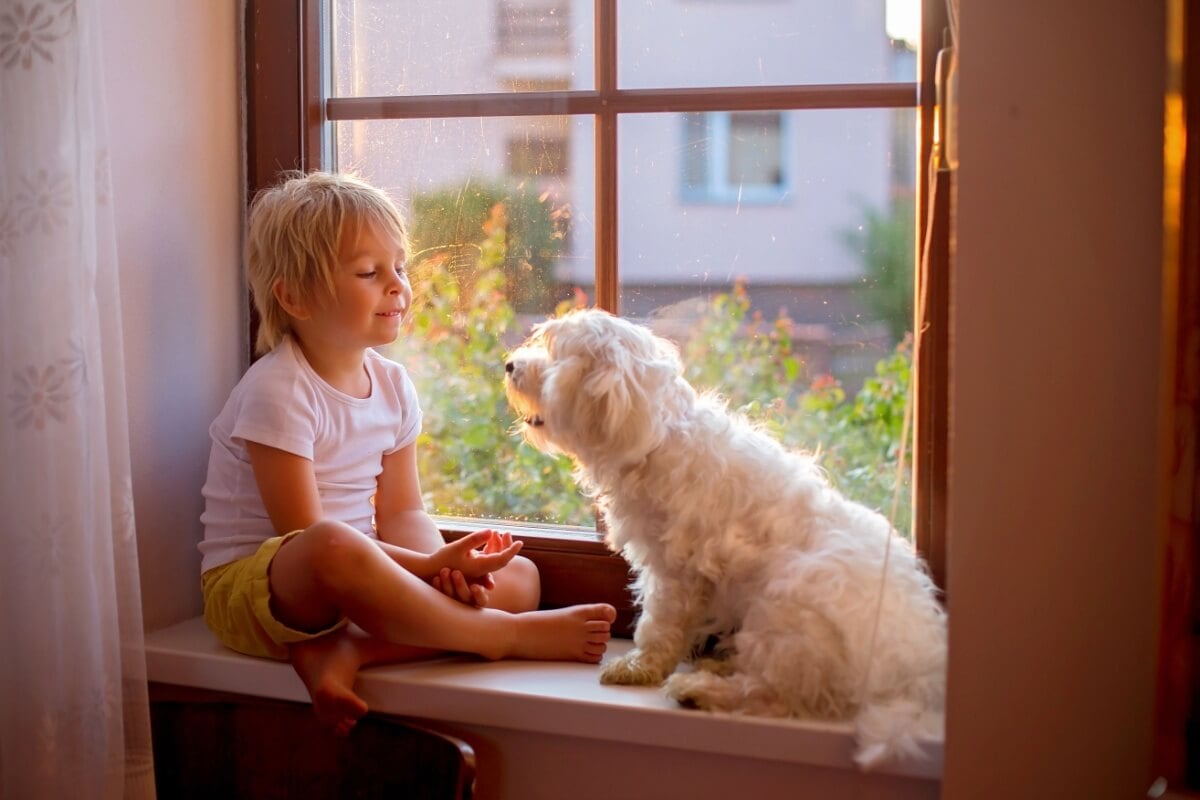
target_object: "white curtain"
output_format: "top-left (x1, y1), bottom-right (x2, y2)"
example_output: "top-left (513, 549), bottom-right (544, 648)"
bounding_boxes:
top-left (0, 1), bottom-right (155, 797)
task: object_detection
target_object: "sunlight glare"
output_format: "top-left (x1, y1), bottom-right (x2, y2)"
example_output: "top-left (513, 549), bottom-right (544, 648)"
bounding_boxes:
top-left (886, 0), bottom-right (921, 47)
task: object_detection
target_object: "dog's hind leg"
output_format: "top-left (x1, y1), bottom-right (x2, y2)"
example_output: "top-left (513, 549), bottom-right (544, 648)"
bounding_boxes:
top-left (738, 606), bottom-right (855, 719)
top-left (664, 669), bottom-right (787, 716)
top-left (690, 655), bottom-right (736, 676)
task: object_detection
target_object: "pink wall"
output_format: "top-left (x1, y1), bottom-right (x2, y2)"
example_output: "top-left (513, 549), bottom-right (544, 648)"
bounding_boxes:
top-left (100, 0), bottom-right (243, 629)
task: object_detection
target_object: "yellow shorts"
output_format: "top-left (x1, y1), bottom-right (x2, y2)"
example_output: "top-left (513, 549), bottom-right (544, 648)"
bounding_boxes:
top-left (201, 531), bottom-right (347, 660)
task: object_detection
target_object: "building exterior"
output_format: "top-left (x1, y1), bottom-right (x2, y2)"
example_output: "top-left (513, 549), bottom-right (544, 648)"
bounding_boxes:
top-left (333, 0), bottom-right (915, 377)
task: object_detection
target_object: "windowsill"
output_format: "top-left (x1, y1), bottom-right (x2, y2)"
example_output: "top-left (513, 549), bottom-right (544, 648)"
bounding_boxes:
top-left (145, 617), bottom-right (942, 782)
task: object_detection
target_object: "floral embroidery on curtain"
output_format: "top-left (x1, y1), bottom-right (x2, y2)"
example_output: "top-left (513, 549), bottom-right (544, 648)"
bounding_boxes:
top-left (0, 0), bottom-right (155, 796)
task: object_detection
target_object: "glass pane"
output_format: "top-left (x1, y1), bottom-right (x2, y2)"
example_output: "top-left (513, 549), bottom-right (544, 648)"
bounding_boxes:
top-left (618, 108), bottom-right (918, 535)
top-left (334, 116), bottom-right (597, 527)
top-left (618, 0), bottom-right (918, 88)
top-left (330, 0), bottom-right (595, 97)
top-left (728, 113), bottom-right (784, 187)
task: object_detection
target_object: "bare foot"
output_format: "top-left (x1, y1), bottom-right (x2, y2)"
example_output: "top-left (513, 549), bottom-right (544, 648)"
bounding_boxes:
top-left (288, 632), bottom-right (369, 735)
top-left (507, 604), bottom-right (617, 663)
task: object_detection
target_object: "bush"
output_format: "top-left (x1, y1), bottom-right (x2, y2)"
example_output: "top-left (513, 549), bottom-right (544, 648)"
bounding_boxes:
top-left (842, 196), bottom-right (915, 344)
top-left (389, 202), bottom-right (913, 536)
top-left (408, 180), bottom-right (568, 313)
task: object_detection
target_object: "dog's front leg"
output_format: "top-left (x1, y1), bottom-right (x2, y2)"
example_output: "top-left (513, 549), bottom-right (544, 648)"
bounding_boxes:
top-left (600, 573), bottom-right (707, 686)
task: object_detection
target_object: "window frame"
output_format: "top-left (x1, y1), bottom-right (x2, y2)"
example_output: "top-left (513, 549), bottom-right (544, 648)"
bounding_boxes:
top-left (243, 0), bottom-right (951, 630)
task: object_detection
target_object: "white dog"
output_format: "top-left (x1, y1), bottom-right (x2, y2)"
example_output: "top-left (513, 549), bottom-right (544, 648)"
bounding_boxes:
top-left (504, 309), bottom-right (947, 769)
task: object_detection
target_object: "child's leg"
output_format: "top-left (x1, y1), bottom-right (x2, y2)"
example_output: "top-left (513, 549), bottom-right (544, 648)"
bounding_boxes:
top-left (487, 552), bottom-right (541, 611)
top-left (269, 520), bottom-right (615, 662)
top-left (288, 625), bottom-right (439, 735)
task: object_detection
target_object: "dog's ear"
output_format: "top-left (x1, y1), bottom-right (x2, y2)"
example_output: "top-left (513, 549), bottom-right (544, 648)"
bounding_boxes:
top-left (580, 321), bottom-right (684, 453)
top-left (583, 352), bottom-right (638, 439)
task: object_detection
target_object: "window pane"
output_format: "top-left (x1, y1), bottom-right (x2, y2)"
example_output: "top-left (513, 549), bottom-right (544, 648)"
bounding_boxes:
top-left (728, 113), bottom-right (784, 187)
top-left (618, 108), bottom-right (917, 533)
top-left (618, 0), bottom-right (915, 88)
top-left (334, 116), bottom-right (597, 527)
top-left (330, 0), bottom-right (594, 97)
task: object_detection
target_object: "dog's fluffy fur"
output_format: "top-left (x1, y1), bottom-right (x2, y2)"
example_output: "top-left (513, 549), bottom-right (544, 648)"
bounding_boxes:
top-left (505, 309), bottom-right (947, 769)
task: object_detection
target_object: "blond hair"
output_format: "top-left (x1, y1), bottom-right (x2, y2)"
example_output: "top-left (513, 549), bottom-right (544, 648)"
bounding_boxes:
top-left (245, 171), bottom-right (410, 354)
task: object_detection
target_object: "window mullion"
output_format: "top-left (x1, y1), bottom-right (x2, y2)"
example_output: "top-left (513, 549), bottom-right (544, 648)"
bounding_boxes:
top-left (323, 83), bottom-right (918, 121)
top-left (594, 0), bottom-right (618, 313)
top-left (914, 0), bottom-right (952, 595)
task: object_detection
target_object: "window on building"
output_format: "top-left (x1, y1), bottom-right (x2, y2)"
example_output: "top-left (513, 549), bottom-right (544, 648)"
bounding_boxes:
top-left (683, 112), bottom-right (787, 204)
top-left (247, 0), bottom-right (948, 616)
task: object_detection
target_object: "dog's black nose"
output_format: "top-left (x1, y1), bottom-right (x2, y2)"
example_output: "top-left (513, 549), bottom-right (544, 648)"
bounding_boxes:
top-left (505, 361), bottom-right (514, 374)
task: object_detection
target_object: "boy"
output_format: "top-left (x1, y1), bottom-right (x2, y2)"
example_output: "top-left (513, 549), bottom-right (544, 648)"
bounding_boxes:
top-left (200, 172), bottom-right (614, 734)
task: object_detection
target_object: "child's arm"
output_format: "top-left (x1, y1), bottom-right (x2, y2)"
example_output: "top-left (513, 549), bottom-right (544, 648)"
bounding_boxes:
top-left (248, 439), bottom-right (518, 592)
top-left (245, 440), bottom-right (324, 534)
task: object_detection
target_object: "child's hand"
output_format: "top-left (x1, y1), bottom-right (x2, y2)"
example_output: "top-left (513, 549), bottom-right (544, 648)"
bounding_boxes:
top-left (432, 567), bottom-right (493, 607)
top-left (429, 530), bottom-right (520, 606)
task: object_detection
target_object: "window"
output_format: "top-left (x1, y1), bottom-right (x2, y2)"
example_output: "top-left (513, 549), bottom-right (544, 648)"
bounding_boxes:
top-left (682, 111), bottom-right (787, 204)
top-left (495, 2), bottom-right (570, 58)
top-left (245, 0), bottom-right (950, 620)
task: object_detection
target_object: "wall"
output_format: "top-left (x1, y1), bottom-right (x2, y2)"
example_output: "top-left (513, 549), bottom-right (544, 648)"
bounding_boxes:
top-left (100, 0), bottom-right (243, 629)
top-left (944, 1), bottom-right (1166, 797)
top-left (453, 724), bottom-right (937, 800)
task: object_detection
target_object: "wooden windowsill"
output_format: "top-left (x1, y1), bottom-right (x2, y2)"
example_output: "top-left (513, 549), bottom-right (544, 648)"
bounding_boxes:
top-left (144, 617), bottom-right (942, 782)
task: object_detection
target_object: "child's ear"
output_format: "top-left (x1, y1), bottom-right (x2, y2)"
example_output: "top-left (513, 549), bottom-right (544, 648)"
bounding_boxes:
top-left (273, 279), bottom-right (311, 321)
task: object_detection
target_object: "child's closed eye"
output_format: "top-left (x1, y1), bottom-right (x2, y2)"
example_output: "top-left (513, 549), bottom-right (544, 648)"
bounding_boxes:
top-left (357, 264), bottom-right (406, 278)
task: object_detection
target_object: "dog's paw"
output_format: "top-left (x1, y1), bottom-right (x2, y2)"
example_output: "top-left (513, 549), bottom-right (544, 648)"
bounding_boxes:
top-left (599, 650), bottom-right (668, 686)
top-left (664, 671), bottom-right (732, 711)
top-left (662, 671), bottom-right (715, 710)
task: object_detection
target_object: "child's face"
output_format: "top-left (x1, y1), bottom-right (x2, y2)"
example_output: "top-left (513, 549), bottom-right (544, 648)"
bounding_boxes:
top-left (306, 219), bottom-right (411, 351)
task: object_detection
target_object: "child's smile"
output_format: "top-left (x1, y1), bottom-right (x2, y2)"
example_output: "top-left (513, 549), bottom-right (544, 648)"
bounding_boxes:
top-left (317, 219), bottom-right (412, 350)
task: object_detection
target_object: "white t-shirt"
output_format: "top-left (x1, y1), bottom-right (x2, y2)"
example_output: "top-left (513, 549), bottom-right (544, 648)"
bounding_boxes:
top-left (198, 337), bottom-right (422, 574)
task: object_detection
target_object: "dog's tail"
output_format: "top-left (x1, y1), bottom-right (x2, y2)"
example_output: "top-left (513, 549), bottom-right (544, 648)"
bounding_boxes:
top-left (853, 697), bottom-right (943, 770)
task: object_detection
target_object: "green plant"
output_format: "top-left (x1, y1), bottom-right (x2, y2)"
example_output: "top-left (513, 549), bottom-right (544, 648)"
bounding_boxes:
top-left (408, 180), bottom-right (568, 313)
top-left (842, 196), bottom-right (915, 343)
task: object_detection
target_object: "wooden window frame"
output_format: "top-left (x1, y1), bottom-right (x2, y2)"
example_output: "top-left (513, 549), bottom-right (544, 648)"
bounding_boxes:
top-left (243, 0), bottom-right (951, 632)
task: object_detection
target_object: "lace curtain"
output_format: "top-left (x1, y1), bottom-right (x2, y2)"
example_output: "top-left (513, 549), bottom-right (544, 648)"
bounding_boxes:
top-left (0, 1), bottom-right (155, 797)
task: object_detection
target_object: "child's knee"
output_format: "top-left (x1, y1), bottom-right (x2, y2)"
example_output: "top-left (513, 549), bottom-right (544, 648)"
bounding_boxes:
top-left (498, 554), bottom-right (541, 609)
top-left (295, 520), bottom-right (374, 585)
top-left (510, 554), bottom-right (540, 585)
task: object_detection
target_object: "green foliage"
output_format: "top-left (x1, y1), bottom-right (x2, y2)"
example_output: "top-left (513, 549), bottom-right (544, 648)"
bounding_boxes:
top-left (842, 196), bottom-right (915, 343)
top-left (408, 180), bottom-right (568, 312)
top-left (682, 281), bottom-right (804, 408)
top-left (788, 343), bottom-right (913, 535)
top-left (388, 204), bottom-right (590, 526)
top-left (389, 201), bottom-right (913, 536)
